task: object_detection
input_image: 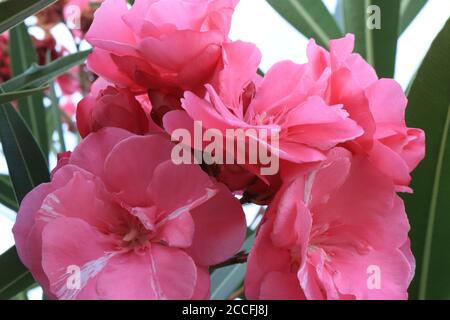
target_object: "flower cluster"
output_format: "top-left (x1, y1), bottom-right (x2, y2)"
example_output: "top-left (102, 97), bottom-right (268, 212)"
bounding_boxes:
top-left (13, 0), bottom-right (425, 300)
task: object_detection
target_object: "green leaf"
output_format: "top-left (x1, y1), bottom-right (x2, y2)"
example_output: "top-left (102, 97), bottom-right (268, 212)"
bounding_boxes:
top-left (9, 23), bottom-right (49, 156)
top-left (0, 247), bottom-right (34, 300)
top-left (9, 24), bottom-right (38, 76)
top-left (399, 0), bottom-right (428, 35)
top-left (341, 0), bottom-right (400, 78)
top-left (340, 0), bottom-right (368, 57)
top-left (0, 89), bottom-right (48, 298)
top-left (1, 50), bottom-right (91, 92)
top-left (404, 18), bottom-right (450, 300)
top-left (210, 233), bottom-right (255, 300)
top-left (0, 98), bottom-right (49, 203)
top-left (366, 0), bottom-right (401, 78)
top-left (0, 175), bottom-right (19, 212)
top-left (0, 86), bottom-right (48, 104)
top-left (0, 0), bottom-right (56, 33)
top-left (266, 0), bottom-right (343, 48)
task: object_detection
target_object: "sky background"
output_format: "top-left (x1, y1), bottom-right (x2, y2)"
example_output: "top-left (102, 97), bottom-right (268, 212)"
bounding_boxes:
top-left (0, 0), bottom-right (449, 299)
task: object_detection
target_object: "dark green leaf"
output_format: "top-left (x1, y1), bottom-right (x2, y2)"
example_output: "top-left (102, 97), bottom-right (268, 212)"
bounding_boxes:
top-left (0, 86), bottom-right (48, 104)
top-left (404, 18), bottom-right (450, 300)
top-left (0, 247), bottom-right (34, 300)
top-left (340, 0), bottom-right (368, 57)
top-left (9, 23), bottom-right (49, 156)
top-left (0, 175), bottom-right (19, 212)
top-left (366, 0), bottom-right (401, 78)
top-left (1, 50), bottom-right (91, 92)
top-left (266, 0), bottom-right (343, 48)
top-left (0, 0), bottom-right (56, 33)
top-left (0, 88), bottom-right (48, 298)
top-left (399, 0), bottom-right (428, 35)
top-left (9, 24), bottom-right (37, 76)
top-left (0, 98), bottom-right (49, 203)
top-left (341, 0), bottom-right (400, 78)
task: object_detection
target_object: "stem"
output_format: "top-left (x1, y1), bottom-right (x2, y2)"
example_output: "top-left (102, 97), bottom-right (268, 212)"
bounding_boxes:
top-left (211, 251), bottom-right (248, 270)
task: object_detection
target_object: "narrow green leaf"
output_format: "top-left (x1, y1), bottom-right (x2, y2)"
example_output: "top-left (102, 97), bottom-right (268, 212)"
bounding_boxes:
top-left (399, 0), bottom-right (428, 35)
top-left (0, 175), bottom-right (19, 212)
top-left (210, 233), bottom-right (255, 300)
top-left (0, 86), bottom-right (48, 104)
top-left (0, 98), bottom-right (49, 203)
top-left (340, 0), bottom-right (368, 57)
top-left (366, 0), bottom-right (401, 78)
top-left (0, 90), bottom-right (48, 298)
top-left (9, 24), bottom-right (37, 76)
top-left (0, 0), bottom-right (56, 33)
top-left (1, 50), bottom-right (91, 92)
top-left (403, 18), bottom-right (450, 300)
top-left (0, 247), bottom-right (34, 300)
top-left (341, 0), bottom-right (400, 78)
top-left (266, 0), bottom-right (343, 48)
top-left (11, 290), bottom-right (30, 300)
top-left (9, 23), bottom-right (49, 156)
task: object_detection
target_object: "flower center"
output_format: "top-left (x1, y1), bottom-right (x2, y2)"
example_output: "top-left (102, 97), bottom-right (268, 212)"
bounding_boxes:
top-left (115, 214), bottom-right (154, 251)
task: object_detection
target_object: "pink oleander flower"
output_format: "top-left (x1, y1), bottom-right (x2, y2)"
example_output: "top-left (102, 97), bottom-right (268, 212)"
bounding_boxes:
top-left (306, 34), bottom-right (425, 191)
top-left (171, 35), bottom-right (425, 192)
top-left (13, 128), bottom-right (246, 299)
top-left (85, 0), bottom-right (238, 98)
top-left (76, 78), bottom-right (151, 137)
top-left (245, 148), bottom-right (415, 299)
top-left (245, 148), bottom-right (414, 300)
top-left (165, 40), bottom-right (363, 167)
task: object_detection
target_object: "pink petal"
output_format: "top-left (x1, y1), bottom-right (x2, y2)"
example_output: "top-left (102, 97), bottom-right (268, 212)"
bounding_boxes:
top-left (285, 96), bottom-right (364, 150)
top-left (41, 217), bottom-right (116, 300)
top-left (149, 160), bottom-right (217, 215)
top-left (155, 210), bottom-right (195, 248)
top-left (86, 0), bottom-right (136, 54)
top-left (69, 127), bottom-right (133, 179)
top-left (138, 30), bottom-right (223, 70)
top-left (87, 48), bottom-right (139, 90)
top-left (215, 41), bottom-right (261, 106)
top-left (191, 266), bottom-right (211, 300)
top-left (185, 184), bottom-right (246, 266)
top-left (37, 170), bottom-right (124, 232)
top-left (329, 68), bottom-right (376, 141)
top-left (244, 217), bottom-right (293, 300)
top-left (259, 271), bottom-right (305, 300)
top-left (103, 134), bottom-right (173, 206)
top-left (97, 245), bottom-right (197, 299)
top-left (366, 79), bottom-right (407, 125)
top-left (332, 247), bottom-right (411, 300)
